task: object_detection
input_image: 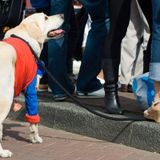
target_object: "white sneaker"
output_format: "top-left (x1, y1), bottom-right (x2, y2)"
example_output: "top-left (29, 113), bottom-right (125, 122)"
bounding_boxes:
top-left (48, 87), bottom-right (52, 93)
top-left (76, 88), bottom-right (105, 99)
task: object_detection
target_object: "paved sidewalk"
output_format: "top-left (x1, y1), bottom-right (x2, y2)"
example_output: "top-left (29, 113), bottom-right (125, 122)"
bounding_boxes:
top-left (2, 119), bottom-right (160, 160)
top-left (11, 92), bottom-right (160, 153)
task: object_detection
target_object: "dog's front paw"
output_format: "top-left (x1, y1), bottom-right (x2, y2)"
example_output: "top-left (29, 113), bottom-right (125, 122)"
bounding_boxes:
top-left (29, 123), bottom-right (43, 144)
top-left (30, 134), bottom-right (43, 144)
top-left (0, 149), bottom-right (13, 158)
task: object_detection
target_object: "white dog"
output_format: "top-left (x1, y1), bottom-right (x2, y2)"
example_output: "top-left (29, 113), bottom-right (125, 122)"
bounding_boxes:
top-left (0, 13), bottom-right (64, 158)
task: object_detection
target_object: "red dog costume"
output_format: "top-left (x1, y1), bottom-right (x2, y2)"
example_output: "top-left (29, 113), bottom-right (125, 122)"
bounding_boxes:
top-left (4, 37), bottom-right (40, 123)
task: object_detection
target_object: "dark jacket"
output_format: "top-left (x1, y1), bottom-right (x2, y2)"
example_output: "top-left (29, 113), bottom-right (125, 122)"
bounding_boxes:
top-left (30, 0), bottom-right (50, 9)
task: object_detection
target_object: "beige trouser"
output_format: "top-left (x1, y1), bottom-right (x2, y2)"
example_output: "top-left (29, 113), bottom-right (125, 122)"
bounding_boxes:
top-left (119, 0), bottom-right (150, 85)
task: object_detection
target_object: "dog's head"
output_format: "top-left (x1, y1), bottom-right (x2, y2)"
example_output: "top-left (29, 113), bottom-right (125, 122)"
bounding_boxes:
top-left (43, 14), bottom-right (65, 40)
top-left (19, 12), bottom-right (64, 41)
top-left (4, 13), bottom-right (64, 55)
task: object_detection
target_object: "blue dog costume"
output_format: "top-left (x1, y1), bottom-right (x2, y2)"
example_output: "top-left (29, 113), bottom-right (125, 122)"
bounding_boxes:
top-left (25, 61), bottom-right (44, 123)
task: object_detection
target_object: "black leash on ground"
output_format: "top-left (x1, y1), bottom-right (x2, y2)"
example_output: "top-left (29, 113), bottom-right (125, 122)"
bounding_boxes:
top-left (11, 35), bottom-right (146, 121)
top-left (38, 62), bottom-right (146, 121)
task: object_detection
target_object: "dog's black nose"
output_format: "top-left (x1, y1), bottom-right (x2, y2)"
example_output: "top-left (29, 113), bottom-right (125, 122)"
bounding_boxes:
top-left (59, 14), bottom-right (64, 19)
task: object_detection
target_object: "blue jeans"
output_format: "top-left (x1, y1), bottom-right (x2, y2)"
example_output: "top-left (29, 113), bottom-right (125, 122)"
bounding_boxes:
top-left (48, 0), bottom-right (109, 95)
top-left (149, 0), bottom-right (160, 81)
top-left (77, 0), bottom-right (109, 92)
top-left (48, 0), bottom-right (74, 95)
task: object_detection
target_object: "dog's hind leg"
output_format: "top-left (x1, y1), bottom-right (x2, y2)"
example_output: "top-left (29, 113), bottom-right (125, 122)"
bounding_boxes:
top-left (0, 45), bottom-right (15, 157)
top-left (0, 95), bottom-right (14, 157)
top-left (0, 124), bottom-right (12, 158)
top-left (0, 89), bottom-right (14, 157)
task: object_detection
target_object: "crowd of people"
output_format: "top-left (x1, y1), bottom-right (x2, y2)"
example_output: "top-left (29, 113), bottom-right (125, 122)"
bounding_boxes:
top-left (1, 0), bottom-right (160, 122)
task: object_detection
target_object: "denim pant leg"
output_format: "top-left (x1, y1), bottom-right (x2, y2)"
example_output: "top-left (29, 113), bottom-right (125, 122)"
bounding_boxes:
top-left (149, 0), bottom-right (160, 81)
top-left (76, 0), bottom-right (109, 93)
top-left (48, 0), bottom-right (74, 95)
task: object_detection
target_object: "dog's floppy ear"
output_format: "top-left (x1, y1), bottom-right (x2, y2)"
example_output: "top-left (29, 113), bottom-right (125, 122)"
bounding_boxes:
top-left (20, 22), bottom-right (44, 47)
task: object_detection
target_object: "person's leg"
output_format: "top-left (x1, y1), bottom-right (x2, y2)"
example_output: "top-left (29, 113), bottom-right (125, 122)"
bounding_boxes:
top-left (138, 0), bottom-right (152, 73)
top-left (149, 0), bottom-right (160, 85)
top-left (48, 0), bottom-right (75, 100)
top-left (67, 6), bottom-right (78, 80)
top-left (144, 0), bottom-right (160, 122)
top-left (102, 0), bottom-right (131, 114)
top-left (36, 7), bottom-right (50, 91)
top-left (149, 0), bottom-right (160, 100)
top-left (76, 0), bottom-right (109, 95)
top-left (133, 0), bottom-right (150, 78)
top-left (38, 42), bottom-right (48, 91)
top-left (119, 0), bottom-right (145, 92)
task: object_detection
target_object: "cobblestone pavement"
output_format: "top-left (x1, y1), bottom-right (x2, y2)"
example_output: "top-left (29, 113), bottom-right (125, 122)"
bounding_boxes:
top-left (1, 119), bottom-right (160, 160)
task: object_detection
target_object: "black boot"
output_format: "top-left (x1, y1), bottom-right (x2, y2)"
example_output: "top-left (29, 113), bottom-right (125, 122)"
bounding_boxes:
top-left (102, 59), bottom-right (124, 114)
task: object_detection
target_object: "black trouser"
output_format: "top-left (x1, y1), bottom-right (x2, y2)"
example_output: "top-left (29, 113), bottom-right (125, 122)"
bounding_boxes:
top-left (104, 0), bottom-right (131, 59)
top-left (67, 5), bottom-right (78, 75)
top-left (138, 0), bottom-right (152, 28)
top-left (103, 0), bottom-right (131, 81)
top-left (102, 0), bottom-right (131, 114)
top-left (138, 0), bottom-right (152, 73)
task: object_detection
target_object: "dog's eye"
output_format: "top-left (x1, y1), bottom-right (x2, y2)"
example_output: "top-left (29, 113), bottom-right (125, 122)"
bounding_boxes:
top-left (45, 16), bottom-right (48, 20)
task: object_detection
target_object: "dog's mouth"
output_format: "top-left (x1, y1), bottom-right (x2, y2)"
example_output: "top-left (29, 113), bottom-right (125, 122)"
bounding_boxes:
top-left (47, 29), bottom-right (65, 38)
